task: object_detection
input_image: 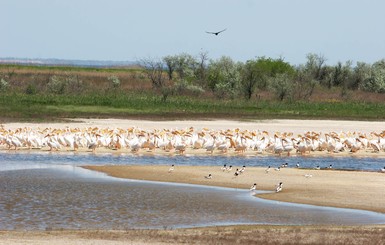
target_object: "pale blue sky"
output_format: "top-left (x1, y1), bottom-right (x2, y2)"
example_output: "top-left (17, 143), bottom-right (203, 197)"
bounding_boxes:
top-left (2, 0), bottom-right (385, 65)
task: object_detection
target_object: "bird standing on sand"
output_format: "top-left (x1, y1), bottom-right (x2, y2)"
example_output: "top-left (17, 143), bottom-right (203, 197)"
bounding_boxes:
top-left (234, 168), bottom-right (240, 177)
top-left (276, 182), bottom-right (283, 193)
top-left (221, 164), bottom-right (227, 171)
top-left (265, 166), bottom-right (271, 174)
top-left (206, 28), bottom-right (227, 36)
top-left (168, 164), bottom-right (174, 173)
top-left (204, 174), bottom-right (212, 179)
top-left (381, 167), bottom-right (385, 173)
top-left (250, 183), bottom-right (257, 191)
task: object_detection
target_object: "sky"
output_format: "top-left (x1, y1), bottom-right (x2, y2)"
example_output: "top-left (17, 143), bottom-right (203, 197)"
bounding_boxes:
top-left (2, 0), bottom-right (385, 65)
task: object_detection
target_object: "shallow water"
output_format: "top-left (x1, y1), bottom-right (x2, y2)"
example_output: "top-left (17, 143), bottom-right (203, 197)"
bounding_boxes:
top-left (1, 151), bottom-right (384, 171)
top-left (1, 152), bottom-right (385, 230)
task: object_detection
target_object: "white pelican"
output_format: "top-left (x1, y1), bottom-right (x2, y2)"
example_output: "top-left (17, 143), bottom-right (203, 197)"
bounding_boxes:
top-left (276, 182), bottom-right (283, 193)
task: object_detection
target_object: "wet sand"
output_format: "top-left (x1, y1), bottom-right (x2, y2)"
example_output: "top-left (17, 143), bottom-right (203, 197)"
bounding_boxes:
top-left (84, 165), bottom-right (385, 214)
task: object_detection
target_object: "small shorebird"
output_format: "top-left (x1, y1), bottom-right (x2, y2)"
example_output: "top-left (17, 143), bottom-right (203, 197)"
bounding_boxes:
top-left (204, 174), bottom-right (212, 179)
top-left (296, 162), bottom-right (300, 168)
top-left (240, 165), bottom-right (246, 174)
top-left (381, 167), bottom-right (385, 172)
top-left (226, 165), bottom-right (233, 172)
top-left (221, 164), bottom-right (227, 171)
top-left (250, 183), bottom-right (257, 191)
top-left (304, 174), bottom-right (313, 178)
top-left (234, 168), bottom-right (240, 177)
top-left (274, 166), bottom-right (281, 171)
top-left (276, 182), bottom-right (283, 193)
top-left (168, 164), bottom-right (174, 173)
top-left (265, 166), bottom-right (271, 174)
top-left (314, 165), bottom-right (321, 170)
top-left (327, 164), bottom-right (333, 169)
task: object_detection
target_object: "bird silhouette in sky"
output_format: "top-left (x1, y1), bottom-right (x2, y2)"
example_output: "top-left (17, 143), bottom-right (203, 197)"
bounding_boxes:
top-left (206, 28), bottom-right (227, 36)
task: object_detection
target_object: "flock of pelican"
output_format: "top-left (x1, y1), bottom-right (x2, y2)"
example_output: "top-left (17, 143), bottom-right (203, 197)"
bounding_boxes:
top-left (1, 125), bottom-right (385, 156)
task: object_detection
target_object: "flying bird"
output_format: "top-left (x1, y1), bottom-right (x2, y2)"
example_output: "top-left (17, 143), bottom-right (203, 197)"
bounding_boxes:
top-left (206, 28), bottom-right (227, 36)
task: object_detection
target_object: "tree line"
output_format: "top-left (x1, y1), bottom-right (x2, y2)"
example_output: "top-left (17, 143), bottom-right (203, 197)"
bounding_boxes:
top-left (140, 53), bottom-right (385, 101)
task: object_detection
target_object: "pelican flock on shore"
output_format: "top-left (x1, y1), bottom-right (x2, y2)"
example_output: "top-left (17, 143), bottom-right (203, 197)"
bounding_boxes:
top-left (1, 125), bottom-right (385, 156)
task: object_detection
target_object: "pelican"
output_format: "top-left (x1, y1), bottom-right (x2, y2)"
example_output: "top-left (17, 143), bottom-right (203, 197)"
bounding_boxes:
top-left (276, 182), bottom-right (283, 193)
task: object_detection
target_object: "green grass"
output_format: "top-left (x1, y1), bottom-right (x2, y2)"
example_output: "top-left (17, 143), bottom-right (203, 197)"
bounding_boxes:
top-left (1, 92), bottom-right (385, 121)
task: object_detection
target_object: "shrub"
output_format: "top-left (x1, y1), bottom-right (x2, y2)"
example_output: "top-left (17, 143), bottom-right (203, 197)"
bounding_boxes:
top-left (25, 84), bottom-right (37, 95)
top-left (108, 75), bottom-right (121, 88)
top-left (47, 75), bottom-right (66, 94)
top-left (0, 78), bottom-right (8, 92)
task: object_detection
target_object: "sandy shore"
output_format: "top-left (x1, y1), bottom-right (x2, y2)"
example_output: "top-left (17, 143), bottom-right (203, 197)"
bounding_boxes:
top-left (3, 118), bottom-right (385, 134)
top-left (84, 165), bottom-right (385, 214)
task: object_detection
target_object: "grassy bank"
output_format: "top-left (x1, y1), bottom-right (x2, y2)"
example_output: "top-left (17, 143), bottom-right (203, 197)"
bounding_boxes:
top-left (2, 64), bottom-right (385, 122)
top-left (1, 92), bottom-right (385, 121)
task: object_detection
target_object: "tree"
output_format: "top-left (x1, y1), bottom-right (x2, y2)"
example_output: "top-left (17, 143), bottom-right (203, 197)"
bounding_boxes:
top-left (361, 60), bottom-right (385, 93)
top-left (292, 66), bottom-right (317, 100)
top-left (206, 56), bottom-right (241, 98)
top-left (139, 57), bottom-right (166, 89)
top-left (325, 61), bottom-right (353, 89)
top-left (268, 73), bottom-right (293, 101)
top-left (351, 62), bottom-right (371, 90)
top-left (305, 53), bottom-right (327, 81)
top-left (163, 55), bottom-right (177, 81)
top-left (240, 60), bottom-right (258, 100)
